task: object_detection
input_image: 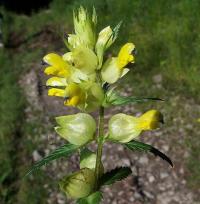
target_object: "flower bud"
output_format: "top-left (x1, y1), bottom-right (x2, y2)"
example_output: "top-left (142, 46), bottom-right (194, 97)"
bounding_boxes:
top-left (70, 7), bottom-right (97, 49)
top-left (59, 168), bottom-right (95, 199)
top-left (95, 26), bottom-right (113, 67)
top-left (80, 148), bottom-right (104, 175)
top-left (108, 110), bottom-right (163, 143)
top-left (55, 113), bottom-right (96, 146)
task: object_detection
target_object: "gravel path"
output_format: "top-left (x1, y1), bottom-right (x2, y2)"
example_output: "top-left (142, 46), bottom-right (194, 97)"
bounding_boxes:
top-left (20, 68), bottom-right (200, 204)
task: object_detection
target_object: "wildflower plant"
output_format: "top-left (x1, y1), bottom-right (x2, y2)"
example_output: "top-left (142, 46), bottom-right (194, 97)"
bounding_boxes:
top-left (27, 7), bottom-right (173, 203)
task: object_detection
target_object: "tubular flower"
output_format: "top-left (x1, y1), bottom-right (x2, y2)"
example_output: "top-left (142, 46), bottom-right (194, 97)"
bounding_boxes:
top-left (64, 83), bottom-right (86, 107)
top-left (47, 83), bottom-right (85, 107)
top-left (47, 82), bottom-right (104, 112)
top-left (55, 113), bottom-right (96, 146)
top-left (59, 168), bottom-right (95, 199)
top-left (67, 7), bottom-right (97, 50)
top-left (101, 43), bottom-right (136, 84)
top-left (43, 53), bottom-right (71, 78)
top-left (46, 77), bottom-right (67, 87)
top-left (80, 148), bottom-right (104, 174)
top-left (108, 110), bottom-right (163, 143)
top-left (44, 53), bottom-right (88, 84)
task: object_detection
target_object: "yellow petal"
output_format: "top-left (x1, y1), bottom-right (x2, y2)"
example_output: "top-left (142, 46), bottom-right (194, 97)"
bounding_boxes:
top-left (48, 88), bottom-right (65, 97)
top-left (43, 53), bottom-right (67, 67)
top-left (44, 66), bottom-right (70, 78)
top-left (43, 53), bottom-right (71, 77)
top-left (64, 83), bottom-right (86, 107)
top-left (137, 110), bottom-right (163, 130)
top-left (117, 43), bottom-right (135, 68)
top-left (46, 77), bottom-right (67, 87)
top-left (64, 96), bottom-right (80, 107)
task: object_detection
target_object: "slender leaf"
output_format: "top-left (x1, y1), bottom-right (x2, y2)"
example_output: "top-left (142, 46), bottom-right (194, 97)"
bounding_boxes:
top-left (25, 143), bottom-right (79, 177)
top-left (111, 96), bottom-right (163, 106)
top-left (125, 140), bottom-right (173, 167)
top-left (104, 89), bottom-right (163, 107)
top-left (112, 21), bottom-right (122, 41)
top-left (100, 167), bottom-right (132, 186)
top-left (77, 191), bottom-right (103, 204)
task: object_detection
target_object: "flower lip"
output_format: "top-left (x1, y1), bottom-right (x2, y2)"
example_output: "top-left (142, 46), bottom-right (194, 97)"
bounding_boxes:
top-left (102, 82), bottom-right (110, 91)
top-left (41, 60), bottom-right (48, 66)
top-left (64, 96), bottom-right (70, 100)
top-left (64, 33), bottom-right (69, 39)
top-left (131, 48), bottom-right (137, 56)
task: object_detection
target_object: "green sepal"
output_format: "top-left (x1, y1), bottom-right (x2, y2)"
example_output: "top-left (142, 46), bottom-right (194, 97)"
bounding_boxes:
top-left (124, 140), bottom-right (173, 167)
top-left (77, 191), bottom-right (103, 204)
top-left (99, 167), bottom-right (132, 186)
top-left (25, 143), bottom-right (80, 177)
top-left (103, 89), bottom-right (163, 107)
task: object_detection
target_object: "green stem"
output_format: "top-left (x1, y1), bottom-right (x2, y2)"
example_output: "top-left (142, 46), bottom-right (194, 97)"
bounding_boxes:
top-left (94, 106), bottom-right (104, 190)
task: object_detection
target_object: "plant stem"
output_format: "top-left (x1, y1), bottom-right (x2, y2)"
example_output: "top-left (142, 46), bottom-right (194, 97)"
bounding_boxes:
top-left (94, 106), bottom-right (104, 189)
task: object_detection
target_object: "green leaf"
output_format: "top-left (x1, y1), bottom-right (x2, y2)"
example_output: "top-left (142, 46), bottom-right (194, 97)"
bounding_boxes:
top-left (25, 143), bottom-right (79, 177)
top-left (100, 167), bottom-right (132, 186)
top-left (104, 89), bottom-right (163, 107)
top-left (125, 140), bottom-right (173, 167)
top-left (111, 96), bottom-right (163, 106)
top-left (77, 191), bottom-right (103, 204)
top-left (112, 21), bottom-right (122, 41)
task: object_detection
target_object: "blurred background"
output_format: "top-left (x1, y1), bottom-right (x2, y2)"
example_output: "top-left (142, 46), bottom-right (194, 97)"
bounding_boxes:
top-left (0, 0), bottom-right (200, 203)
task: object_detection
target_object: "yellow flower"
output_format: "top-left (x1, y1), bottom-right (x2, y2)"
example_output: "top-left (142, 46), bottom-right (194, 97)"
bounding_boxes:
top-left (101, 43), bottom-right (136, 84)
top-left (47, 82), bottom-right (104, 112)
top-left (55, 113), bottom-right (96, 146)
top-left (108, 110), bottom-right (163, 143)
top-left (137, 110), bottom-right (164, 130)
top-left (48, 88), bottom-right (65, 97)
top-left (64, 83), bottom-right (86, 107)
top-left (43, 53), bottom-right (71, 78)
top-left (117, 43), bottom-right (135, 68)
top-left (44, 51), bottom-right (90, 87)
top-left (46, 77), bottom-right (67, 87)
top-left (59, 168), bottom-right (95, 199)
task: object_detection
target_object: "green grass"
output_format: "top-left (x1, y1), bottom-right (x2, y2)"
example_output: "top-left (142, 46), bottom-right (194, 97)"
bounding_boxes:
top-left (0, 50), bottom-right (24, 203)
top-left (0, 0), bottom-right (200, 202)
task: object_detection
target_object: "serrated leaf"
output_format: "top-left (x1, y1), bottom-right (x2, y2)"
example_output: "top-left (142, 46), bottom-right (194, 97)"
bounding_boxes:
top-left (100, 167), bottom-right (132, 186)
top-left (77, 191), bottom-right (103, 204)
top-left (104, 89), bottom-right (163, 107)
top-left (25, 143), bottom-right (79, 177)
top-left (111, 96), bottom-right (163, 106)
top-left (125, 140), bottom-right (173, 167)
top-left (112, 21), bottom-right (122, 41)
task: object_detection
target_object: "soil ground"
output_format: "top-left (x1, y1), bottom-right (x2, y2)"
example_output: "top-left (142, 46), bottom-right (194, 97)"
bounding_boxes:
top-left (20, 66), bottom-right (200, 204)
